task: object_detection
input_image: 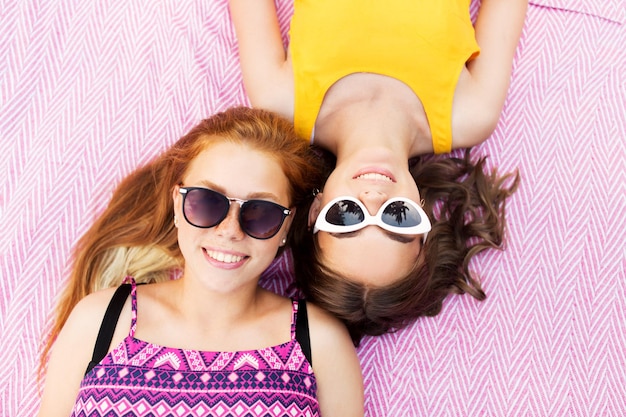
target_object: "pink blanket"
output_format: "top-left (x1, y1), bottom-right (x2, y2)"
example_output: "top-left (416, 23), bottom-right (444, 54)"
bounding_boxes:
top-left (1, 1), bottom-right (624, 415)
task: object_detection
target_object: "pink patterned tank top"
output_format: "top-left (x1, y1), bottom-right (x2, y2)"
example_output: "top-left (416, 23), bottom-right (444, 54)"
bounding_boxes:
top-left (71, 280), bottom-right (320, 417)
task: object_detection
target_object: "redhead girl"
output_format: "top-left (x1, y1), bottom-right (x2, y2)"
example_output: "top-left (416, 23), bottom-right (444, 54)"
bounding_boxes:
top-left (38, 107), bottom-right (363, 416)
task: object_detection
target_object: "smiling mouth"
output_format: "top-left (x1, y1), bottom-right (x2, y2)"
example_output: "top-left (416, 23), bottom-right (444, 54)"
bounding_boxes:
top-left (205, 250), bottom-right (246, 263)
top-left (355, 172), bottom-right (393, 182)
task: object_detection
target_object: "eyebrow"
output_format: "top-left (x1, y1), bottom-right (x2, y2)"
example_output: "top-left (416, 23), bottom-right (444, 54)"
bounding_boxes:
top-left (329, 230), bottom-right (417, 244)
top-left (194, 180), bottom-right (282, 201)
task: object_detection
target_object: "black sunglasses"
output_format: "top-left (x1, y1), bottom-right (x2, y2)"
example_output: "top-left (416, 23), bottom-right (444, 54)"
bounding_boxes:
top-left (178, 187), bottom-right (291, 240)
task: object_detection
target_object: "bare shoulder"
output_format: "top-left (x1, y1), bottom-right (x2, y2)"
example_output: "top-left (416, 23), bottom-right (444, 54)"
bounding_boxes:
top-left (306, 301), bottom-right (352, 342)
top-left (305, 301), bottom-right (357, 368)
top-left (62, 286), bottom-right (132, 357)
top-left (451, 0), bottom-right (528, 149)
top-left (246, 61), bottom-right (294, 121)
top-left (68, 287), bottom-right (120, 328)
top-left (306, 301), bottom-right (364, 417)
top-left (38, 287), bottom-right (125, 417)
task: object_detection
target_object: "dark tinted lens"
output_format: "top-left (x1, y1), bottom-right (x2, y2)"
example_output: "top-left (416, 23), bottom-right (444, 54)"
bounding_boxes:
top-left (183, 189), bottom-right (229, 228)
top-left (325, 200), bottom-right (365, 226)
top-left (381, 201), bottom-right (422, 227)
top-left (240, 200), bottom-right (285, 239)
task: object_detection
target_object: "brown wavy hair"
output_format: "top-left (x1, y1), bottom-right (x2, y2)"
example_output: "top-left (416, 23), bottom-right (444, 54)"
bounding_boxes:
top-left (292, 149), bottom-right (519, 344)
top-left (40, 106), bottom-right (323, 376)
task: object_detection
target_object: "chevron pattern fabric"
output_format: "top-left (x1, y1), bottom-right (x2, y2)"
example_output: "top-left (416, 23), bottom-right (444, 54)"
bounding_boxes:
top-left (1, 1), bottom-right (625, 416)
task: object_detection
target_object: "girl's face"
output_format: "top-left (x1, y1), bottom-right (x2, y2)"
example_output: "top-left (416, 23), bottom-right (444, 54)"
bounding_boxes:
top-left (173, 140), bottom-right (293, 293)
top-left (309, 148), bottom-right (425, 286)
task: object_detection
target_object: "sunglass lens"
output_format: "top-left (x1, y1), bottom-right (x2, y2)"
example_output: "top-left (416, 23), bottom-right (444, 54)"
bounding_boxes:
top-left (240, 201), bottom-right (285, 239)
top-left (325, 200), bottom-right (365, 226)
top-left (184, 189), bottom-right (229, 228)
top-left (381, 201), bottom-right (422, 228)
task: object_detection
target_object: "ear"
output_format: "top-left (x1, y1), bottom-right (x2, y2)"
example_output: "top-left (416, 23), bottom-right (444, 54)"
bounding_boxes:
top-left (172, 186), bottom-right (182, 216)
top-left (308, 192), bottom-right (323, 228)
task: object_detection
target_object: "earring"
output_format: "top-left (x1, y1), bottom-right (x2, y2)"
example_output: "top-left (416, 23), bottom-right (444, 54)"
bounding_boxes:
top-left (281, 238), bottom-right (287, 246)
top-left (174, 216), bottom-right (179, 227)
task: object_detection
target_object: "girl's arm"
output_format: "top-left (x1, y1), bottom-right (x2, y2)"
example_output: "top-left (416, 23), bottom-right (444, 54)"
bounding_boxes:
top-left (308, 303), bottom-right (364, 417)
top-left (38, 288), bottom-right (123, 417)
top-left (228, 0), bottom-right (293, 119)
top-left (453, 0), bottom-right (528, 148)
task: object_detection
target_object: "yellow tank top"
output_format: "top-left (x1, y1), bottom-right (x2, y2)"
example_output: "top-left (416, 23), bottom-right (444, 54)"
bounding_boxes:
top-left (290, 0), bottom-right (480, 154)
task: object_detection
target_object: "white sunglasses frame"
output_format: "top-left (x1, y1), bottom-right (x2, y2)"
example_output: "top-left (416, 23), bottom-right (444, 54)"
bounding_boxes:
top-left (313, 196), bottom-right (432, 238)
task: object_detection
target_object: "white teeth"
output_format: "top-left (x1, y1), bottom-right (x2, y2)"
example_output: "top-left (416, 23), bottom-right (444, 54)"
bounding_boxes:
top-left (357, 173), bottom-right (393, 182)
top-left (207, 250), bottom-right (244, 263)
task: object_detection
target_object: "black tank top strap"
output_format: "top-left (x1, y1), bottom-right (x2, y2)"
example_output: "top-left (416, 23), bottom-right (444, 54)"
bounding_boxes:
top-left (294, 298), bottom-right (312, 366)
top-left (85, 283), bottom-right (132, 375)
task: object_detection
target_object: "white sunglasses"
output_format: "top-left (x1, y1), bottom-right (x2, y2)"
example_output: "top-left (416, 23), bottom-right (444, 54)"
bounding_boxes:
top-left (313, 196), bottom-right (431, 238)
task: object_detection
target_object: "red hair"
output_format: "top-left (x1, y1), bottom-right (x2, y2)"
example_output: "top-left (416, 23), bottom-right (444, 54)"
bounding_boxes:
top-left (40, 107), bottom-right (323, 376)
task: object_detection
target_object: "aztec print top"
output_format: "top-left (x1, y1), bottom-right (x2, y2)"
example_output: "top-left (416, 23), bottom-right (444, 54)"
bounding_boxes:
top-left (70, 279), bottom-right (320, 417)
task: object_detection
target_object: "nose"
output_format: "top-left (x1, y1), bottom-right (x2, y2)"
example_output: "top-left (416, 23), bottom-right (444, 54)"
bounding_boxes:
top-left (214, 204), bottom-right (245, 240)
top-left (358, 190), bottom-right (388, 215)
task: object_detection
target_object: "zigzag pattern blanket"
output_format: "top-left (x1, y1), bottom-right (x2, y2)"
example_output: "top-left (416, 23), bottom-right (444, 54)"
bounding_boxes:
top-left (1, 0), bottom-right (624, 415)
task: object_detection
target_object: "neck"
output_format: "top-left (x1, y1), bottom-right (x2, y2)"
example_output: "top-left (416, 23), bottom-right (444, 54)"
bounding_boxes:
top-left (170, 276), bottom-right (263, 328)
top-left (312, 74), bottom-right (432, 157)
top-left (315, 100), bottom-right (419, 160)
